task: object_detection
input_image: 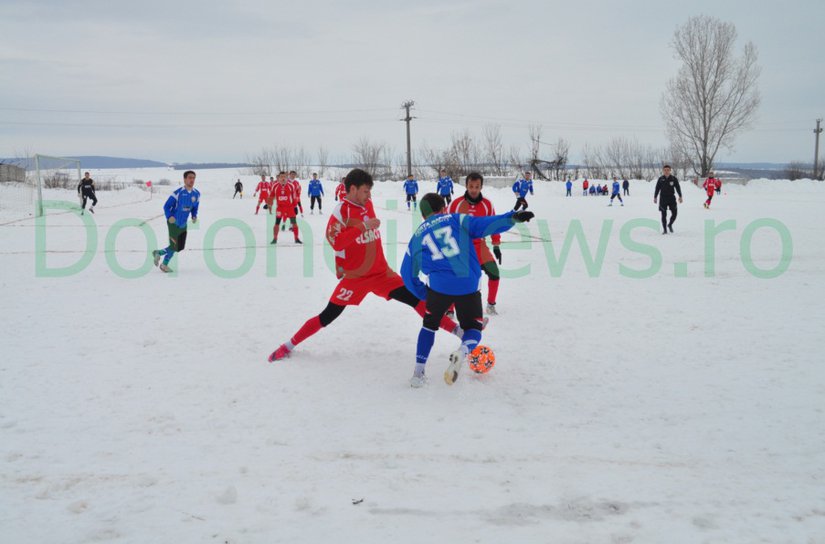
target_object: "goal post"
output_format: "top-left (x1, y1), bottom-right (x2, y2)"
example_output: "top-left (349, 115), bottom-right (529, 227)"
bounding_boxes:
top-left (33, 154), bottom-right (82, 217)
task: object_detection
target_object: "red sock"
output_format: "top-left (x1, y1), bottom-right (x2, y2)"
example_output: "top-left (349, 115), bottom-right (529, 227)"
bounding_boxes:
top-left (291, 316), bottom-right (323, 346)
top-left (293, 224), bottom-right (299, 241)
top-left (487, 279), bottom-right (500, 305)
top-left (273, 225), bottom-right (279, 239)
top-left (413, 300), bottom-right (457, 333)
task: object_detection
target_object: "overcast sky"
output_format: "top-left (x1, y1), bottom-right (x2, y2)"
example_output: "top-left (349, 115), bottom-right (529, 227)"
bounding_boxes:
top-left (1, 0), bottom-right (822, 164)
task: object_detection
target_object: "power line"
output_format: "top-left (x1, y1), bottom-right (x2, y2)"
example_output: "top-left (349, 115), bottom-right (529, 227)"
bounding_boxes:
top-left (0, 106), bottom-right (399, 116)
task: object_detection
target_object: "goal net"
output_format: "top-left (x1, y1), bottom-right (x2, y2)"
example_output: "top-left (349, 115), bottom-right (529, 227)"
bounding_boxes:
top-left (31, 154), bottom-right (81, 218)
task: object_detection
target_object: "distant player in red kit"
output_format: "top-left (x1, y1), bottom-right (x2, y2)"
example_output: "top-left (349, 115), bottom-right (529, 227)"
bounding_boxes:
top-left (270, 172), bottom-right (302, 244)
top-left (289, 170), bottom-right (304, 217)
top-left (267, 168), bottom-right (470, 362)
top-left (334, 177), bottom-right (347, 201)
top-left (448, 172), bottom-right (503, 315)
top-left (703, 172), bottom-right (720, 208)
top-left (253, 174), bottom-right (272, 215)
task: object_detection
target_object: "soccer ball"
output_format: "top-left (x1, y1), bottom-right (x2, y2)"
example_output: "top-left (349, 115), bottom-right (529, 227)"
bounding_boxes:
top-left (468, 345), bottom-right (495, 374)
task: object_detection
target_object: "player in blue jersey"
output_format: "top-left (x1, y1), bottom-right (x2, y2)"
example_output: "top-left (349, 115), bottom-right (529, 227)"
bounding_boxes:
top-left (152, 170), bottom-right (200, 273)
top-left (565, 178), bottom-right (573, 197)
top-left (307, 172), bottom-right (325, 214)
top-left (401, 191), bottom-right (534, 387)
top-left (436, 169), bottom-right (455, 205)
top-left (512, 171), bottom-right (534, 211)
top-left (403, 174), bottom-right (419, 211)
top-left (608, 177), bottom-right (624, 206)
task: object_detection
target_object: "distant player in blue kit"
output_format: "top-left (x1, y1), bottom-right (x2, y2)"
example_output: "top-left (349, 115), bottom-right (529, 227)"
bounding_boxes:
top-left (401, 191), bottom-right (535, 387)
top-left (608, 177), bottom-right (624, 206)
top-left (565, 179), bottom-right (573, 197)
top-left (403, 174), bottom-right (419, 210)
top-left (152, 170), bottom-right (200, 273)
top-left (512, 171), bottom-right (534, 210)
top-left (307, 172), bottom-right (324, 214)
top-left (436, 169), bottom-right (455, 204)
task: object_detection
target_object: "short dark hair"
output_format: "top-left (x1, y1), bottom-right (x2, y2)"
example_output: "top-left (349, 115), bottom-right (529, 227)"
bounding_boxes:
top-left (278, 171), bottom-right (286, 176)
top-left (420, 193), bottom-right (446, 218)
top-left (183, 170), bottom-right (195, 179)
top-left (465, 172), bottom-right (484, 185)
top-left (289, 170), bottom-right (297, 175)
top-left (663, 164), bottom-right (672, 169)
top-left (344, 168), bottom-right (373, 191)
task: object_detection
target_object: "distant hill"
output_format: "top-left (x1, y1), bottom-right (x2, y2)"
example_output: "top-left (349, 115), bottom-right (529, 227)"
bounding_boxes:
top-left (0, 156), bottom-right (169, 169)
top-left (172, 162), bottom-right (251, 170)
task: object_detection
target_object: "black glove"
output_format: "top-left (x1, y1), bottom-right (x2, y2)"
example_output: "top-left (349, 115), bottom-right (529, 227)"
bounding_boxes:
top-left (513, 211), bottom-right (535, 223)
top-left (493, 246), bottom-right (502, 264)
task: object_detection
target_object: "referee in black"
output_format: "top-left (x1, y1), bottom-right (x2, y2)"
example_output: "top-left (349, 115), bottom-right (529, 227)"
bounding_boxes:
top-left (653, 165), bottom-right (682, 234)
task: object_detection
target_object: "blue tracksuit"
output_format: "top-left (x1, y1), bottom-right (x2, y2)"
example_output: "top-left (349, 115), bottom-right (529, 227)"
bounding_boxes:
top-left (401, 211), bottom-right (517, 300)
top-left (512, 178), bottom-right (534, 198)
top-left (436, 176), bottom-right (454, 196)
top-left (307, 180), bottom-right (324, 197)
top-left (164, 187), bottom-right (200, 227)
top-left (612, 181), bottom-right (621, 195)
top-left (403, 179), bottom-right (419, 195)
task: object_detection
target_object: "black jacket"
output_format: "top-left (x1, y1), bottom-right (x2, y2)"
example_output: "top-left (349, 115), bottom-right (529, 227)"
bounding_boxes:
top-left (654, 175), bottom-right (682, 202)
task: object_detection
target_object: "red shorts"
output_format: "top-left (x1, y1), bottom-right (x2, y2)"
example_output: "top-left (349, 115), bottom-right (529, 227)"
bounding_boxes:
top-left (276, 206), bottom-right (296, 220)
top-left (258, 194), bottom-right (270, 204)
top-left (328, 271), bottom-right (405, 306)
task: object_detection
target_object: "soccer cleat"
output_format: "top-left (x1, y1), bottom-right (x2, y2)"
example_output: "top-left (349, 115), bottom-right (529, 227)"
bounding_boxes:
top-left (446, 310), bottom-right (455, 319)
top-left (295, 239), bottom-right (303, 244)
top-left (89, 207), bottom-right (95, 214)
top-left (410, 373), bottom-right (428, 388)
top-left (159, 263), bottom-right (173, 273)
top-left (704, 202), bottom-right (709, 209)
top-left (268, 344), bottom-right (291, 362)
top-left (310, 210), bottom-right (314, 215)
top-left (668, 224), bottom-right (674, 233)
top-left (281, 224), bottom-right (286, 231)
top-left (608, 202), bottom-right (613, 207)
top-left (152, 250), bottom-right (161, 267)
top-left (485, 303), bottom-right (498, 315)
top-left (271, 238), bottom-right (278, 244)
top-left (481, 316), bottom-right (489, 330)
top-left (444, 349), bottom-right (465, 385)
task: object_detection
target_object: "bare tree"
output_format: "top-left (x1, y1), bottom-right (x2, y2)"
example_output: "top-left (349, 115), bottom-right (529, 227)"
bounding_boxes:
top-left (317, 146), bottom-right (329, 176)
top-left (507, 145), bottom-right (525, 175)
top-left (482, 124), bottom-right (505, 175)
top-left (552, 137), bottom-right (570, 180)
top-left (352, 137), bottom-right (385, 176)
top-left (245, 148), bottom-right (273, 177)
top-left (528, 124), bottom-right (542, 165)
top-left (661, 15), bottom-right (761, 177)
top-left (449, 130), bottom-right (481, 175)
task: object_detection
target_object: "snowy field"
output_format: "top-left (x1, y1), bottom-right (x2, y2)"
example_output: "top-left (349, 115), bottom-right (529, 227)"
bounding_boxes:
top-left (1, 168), bottom-right (824, 543)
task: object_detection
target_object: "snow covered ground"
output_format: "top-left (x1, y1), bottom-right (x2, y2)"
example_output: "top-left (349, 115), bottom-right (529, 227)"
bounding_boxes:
top-left (1, 168), bottom-right (824, 543)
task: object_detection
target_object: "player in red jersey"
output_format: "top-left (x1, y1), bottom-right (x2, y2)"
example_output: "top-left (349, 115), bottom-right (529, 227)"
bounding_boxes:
top-left (270, 172), bottom-right (302, 244)
top-left (334, 177), bottom-right (347, 201)
top-left (267, 168), bottom-right (470, 362)
top-left (702, 172), bottom-right (720, 209)
top-left (448, 172), bottom-right (503, 315)
top-left (253, 174), bottom-right (272, 214)
top-left (288, 170), bottom-right (304, 217)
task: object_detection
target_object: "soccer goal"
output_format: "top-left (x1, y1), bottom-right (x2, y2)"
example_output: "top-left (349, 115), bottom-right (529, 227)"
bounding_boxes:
top-left (32, 154), bottom-right (82, 217)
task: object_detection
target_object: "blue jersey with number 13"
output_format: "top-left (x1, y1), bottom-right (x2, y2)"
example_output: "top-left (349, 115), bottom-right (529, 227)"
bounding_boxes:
top-left (401, 211), bottom-right (516, 299)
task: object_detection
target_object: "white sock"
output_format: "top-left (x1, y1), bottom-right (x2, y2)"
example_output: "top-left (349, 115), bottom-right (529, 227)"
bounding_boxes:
top-left (414, 363), bottom-right (426, 377)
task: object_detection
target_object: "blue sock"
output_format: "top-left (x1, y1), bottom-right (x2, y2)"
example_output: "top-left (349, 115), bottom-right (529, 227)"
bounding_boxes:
top-left (416, 327), bottom-right (436, 365)
top-left (163, 248), bottom-right (175, 265)
top-left (461, 328), bottom-right (482, 356)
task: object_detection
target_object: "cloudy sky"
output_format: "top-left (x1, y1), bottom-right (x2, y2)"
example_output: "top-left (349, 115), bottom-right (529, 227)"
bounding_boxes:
top-left (1, 0), bottom-right (822, 164)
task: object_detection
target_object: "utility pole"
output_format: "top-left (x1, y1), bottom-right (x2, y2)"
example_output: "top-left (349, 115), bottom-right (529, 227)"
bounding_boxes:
top-left (814, 118), bottom-right (822, 180)
top-left (401, 100), bottom-right (415, 178)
